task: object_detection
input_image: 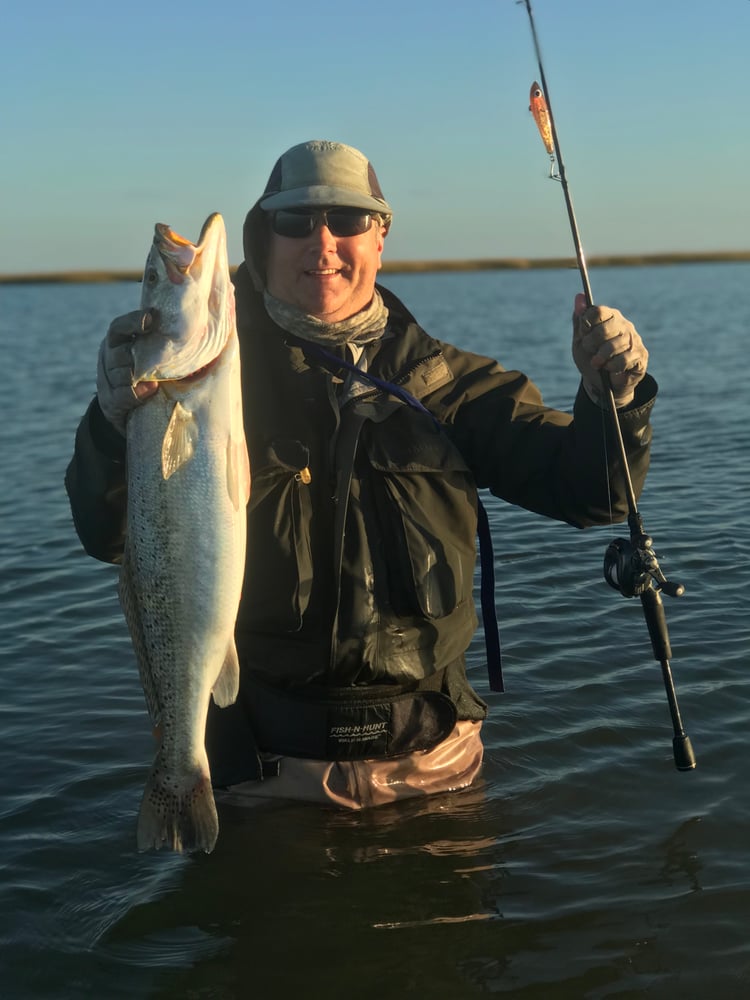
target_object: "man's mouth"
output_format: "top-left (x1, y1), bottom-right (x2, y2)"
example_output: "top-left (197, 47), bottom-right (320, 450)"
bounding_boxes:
top-left (305, 268), bottom-right (341, 276)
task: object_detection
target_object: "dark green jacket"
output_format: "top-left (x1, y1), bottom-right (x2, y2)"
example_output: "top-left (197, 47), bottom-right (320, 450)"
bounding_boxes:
top-left (65, 267), bottom-right (656, 731)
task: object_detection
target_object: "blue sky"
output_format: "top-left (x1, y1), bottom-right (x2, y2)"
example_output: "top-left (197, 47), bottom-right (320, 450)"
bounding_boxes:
top-left (3, 0), bottom-right (747, 274)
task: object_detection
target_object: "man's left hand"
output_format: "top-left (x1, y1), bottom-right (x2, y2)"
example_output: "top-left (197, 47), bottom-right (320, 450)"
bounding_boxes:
top-left (572, 293), bottom-right (648, 407)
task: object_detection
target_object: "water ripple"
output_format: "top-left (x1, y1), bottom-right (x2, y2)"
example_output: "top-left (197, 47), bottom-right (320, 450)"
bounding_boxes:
top-left (1, 268), bottom-right (748, 998)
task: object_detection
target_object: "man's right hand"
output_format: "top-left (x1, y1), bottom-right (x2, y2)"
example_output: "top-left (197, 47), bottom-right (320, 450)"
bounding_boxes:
top-left (96, 310), bottom-right (159, 434)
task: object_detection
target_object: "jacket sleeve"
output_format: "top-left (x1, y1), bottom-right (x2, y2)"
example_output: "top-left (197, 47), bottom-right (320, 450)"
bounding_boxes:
top-left (432, 345), bottom-right (657, 528)
top-left (64, 397), bottom-right (128, 563)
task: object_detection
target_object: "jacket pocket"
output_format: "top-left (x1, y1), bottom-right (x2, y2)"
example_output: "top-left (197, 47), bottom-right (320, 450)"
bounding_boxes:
top-left (243, 440), bottom-right (313, 632)
top-left (363, 412), bottom-right (478, 620)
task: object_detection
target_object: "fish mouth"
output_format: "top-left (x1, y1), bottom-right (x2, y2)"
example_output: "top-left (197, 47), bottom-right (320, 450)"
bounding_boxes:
top-left (156, 211), bottom-right (223, 249)
top-left (154, 213), bottom-right (224, 283)
top-left (134, 213), bottom-right (232, 383)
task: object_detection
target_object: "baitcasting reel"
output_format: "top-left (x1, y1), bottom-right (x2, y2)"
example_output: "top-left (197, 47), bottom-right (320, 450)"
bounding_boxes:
top-left (604, 532), bottom-right (685, 599)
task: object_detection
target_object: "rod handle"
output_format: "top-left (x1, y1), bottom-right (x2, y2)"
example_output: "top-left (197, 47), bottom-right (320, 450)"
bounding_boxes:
top-left (640, 587), bottom-right (672, 662)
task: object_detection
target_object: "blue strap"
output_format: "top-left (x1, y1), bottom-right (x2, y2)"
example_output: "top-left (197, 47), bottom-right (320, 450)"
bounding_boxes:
top-left (299, 340), bottom-right (504, 693)
top-left (476, 500), bottom-right (504, 692)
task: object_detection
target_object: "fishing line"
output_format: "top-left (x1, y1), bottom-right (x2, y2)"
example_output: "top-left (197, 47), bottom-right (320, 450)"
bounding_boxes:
top-left (518, 0), bottom-right (695, 771)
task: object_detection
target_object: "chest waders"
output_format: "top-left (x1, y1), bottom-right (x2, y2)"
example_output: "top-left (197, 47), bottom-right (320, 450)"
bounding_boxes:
top-left (205, 340), bottom-right (503, 785)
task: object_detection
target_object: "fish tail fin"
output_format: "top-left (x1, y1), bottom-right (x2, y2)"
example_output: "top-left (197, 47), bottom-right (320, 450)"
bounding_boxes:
top-left (136, 753), bottom-right (218, 854)
top-left (211, 639), bottom-right (240, 708)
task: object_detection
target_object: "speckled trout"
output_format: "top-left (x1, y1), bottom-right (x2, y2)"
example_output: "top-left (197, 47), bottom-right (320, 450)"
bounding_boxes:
top-left (119, 213), bottom-right (249, 853)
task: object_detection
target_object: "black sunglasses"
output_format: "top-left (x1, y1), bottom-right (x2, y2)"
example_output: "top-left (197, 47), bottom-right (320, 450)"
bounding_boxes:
top-left (271, 208), bottom-right (374, 239)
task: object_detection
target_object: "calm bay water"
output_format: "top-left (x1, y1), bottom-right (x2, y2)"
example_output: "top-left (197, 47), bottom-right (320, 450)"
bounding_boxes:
top-left (1, 263), bottom-right (748, 998)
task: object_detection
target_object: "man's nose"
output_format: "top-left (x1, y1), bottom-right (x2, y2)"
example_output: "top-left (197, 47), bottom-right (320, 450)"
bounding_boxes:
top-left (309, 220), bottom-right (337, 248)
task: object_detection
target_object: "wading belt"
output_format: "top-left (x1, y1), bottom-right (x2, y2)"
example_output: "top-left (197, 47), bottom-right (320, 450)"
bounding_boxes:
top-left (242, 671), bottom-right (458, 761)
top-left (206, 669), bottom-right (459, 784)
top-left (299, 340), bottom-right (504, 693)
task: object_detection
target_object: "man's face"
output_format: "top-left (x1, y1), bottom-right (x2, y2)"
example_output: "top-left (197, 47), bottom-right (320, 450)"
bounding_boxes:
top-left (265, 209), bottom-right (385, 321)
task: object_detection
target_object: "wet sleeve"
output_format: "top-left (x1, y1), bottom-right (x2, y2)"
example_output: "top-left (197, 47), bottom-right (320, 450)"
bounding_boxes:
top-left (64, 397), bottom-right (128, 563)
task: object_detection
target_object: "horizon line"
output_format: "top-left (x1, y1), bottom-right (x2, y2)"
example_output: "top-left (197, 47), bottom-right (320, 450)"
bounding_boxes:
top-left (2, 250), bottom-right (748, 285)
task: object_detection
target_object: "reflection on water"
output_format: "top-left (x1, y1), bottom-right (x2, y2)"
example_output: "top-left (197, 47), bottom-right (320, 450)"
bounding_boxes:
top-left (1, 265), bottom-right (749, 998)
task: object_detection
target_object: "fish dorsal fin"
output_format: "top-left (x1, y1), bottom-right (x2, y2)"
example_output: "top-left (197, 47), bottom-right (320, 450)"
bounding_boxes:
top-left (211, 639), bottom-right (241, 707)
top-left (162, 401), bottom-right (199, 480)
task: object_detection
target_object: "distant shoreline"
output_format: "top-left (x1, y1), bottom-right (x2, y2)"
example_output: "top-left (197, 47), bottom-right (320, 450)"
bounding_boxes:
top-left (2, 250), bottom-right (748, 285)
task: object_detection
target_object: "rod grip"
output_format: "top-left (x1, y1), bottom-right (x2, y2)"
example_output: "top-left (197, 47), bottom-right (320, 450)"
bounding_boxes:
top-left (640, 587), bottom-right (672, 662)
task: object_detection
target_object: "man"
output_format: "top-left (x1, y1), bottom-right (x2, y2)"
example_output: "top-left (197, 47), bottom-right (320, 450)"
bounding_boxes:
top-left (66, 140), bottom-right (653, 809)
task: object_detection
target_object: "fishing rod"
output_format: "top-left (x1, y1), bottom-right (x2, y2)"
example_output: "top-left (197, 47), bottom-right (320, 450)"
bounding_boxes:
top-left (519, 0), bottom-right (696, 771)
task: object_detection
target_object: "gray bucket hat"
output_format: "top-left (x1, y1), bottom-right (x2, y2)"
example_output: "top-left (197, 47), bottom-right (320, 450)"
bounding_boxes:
top-left (258, 140), bottom-right (393, 217)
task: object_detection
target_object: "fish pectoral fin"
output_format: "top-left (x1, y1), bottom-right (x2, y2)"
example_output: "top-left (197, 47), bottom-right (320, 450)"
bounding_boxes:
top-left (211, 639), bottom-right (241, 707)
top-left (162, 401), bottom-right (199, 480)
top-left (226, 437), bottom-right (251, 511)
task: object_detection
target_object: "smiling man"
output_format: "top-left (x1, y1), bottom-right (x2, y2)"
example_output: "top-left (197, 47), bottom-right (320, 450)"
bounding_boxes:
top-left (266, 208), bottom-right (385, 321)
top-left (67, 140), bottom-right (656, 810)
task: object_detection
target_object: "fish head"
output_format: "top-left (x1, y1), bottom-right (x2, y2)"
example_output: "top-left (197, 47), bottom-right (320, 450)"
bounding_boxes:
top-left (134, 212), bottom-right (233, 384)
